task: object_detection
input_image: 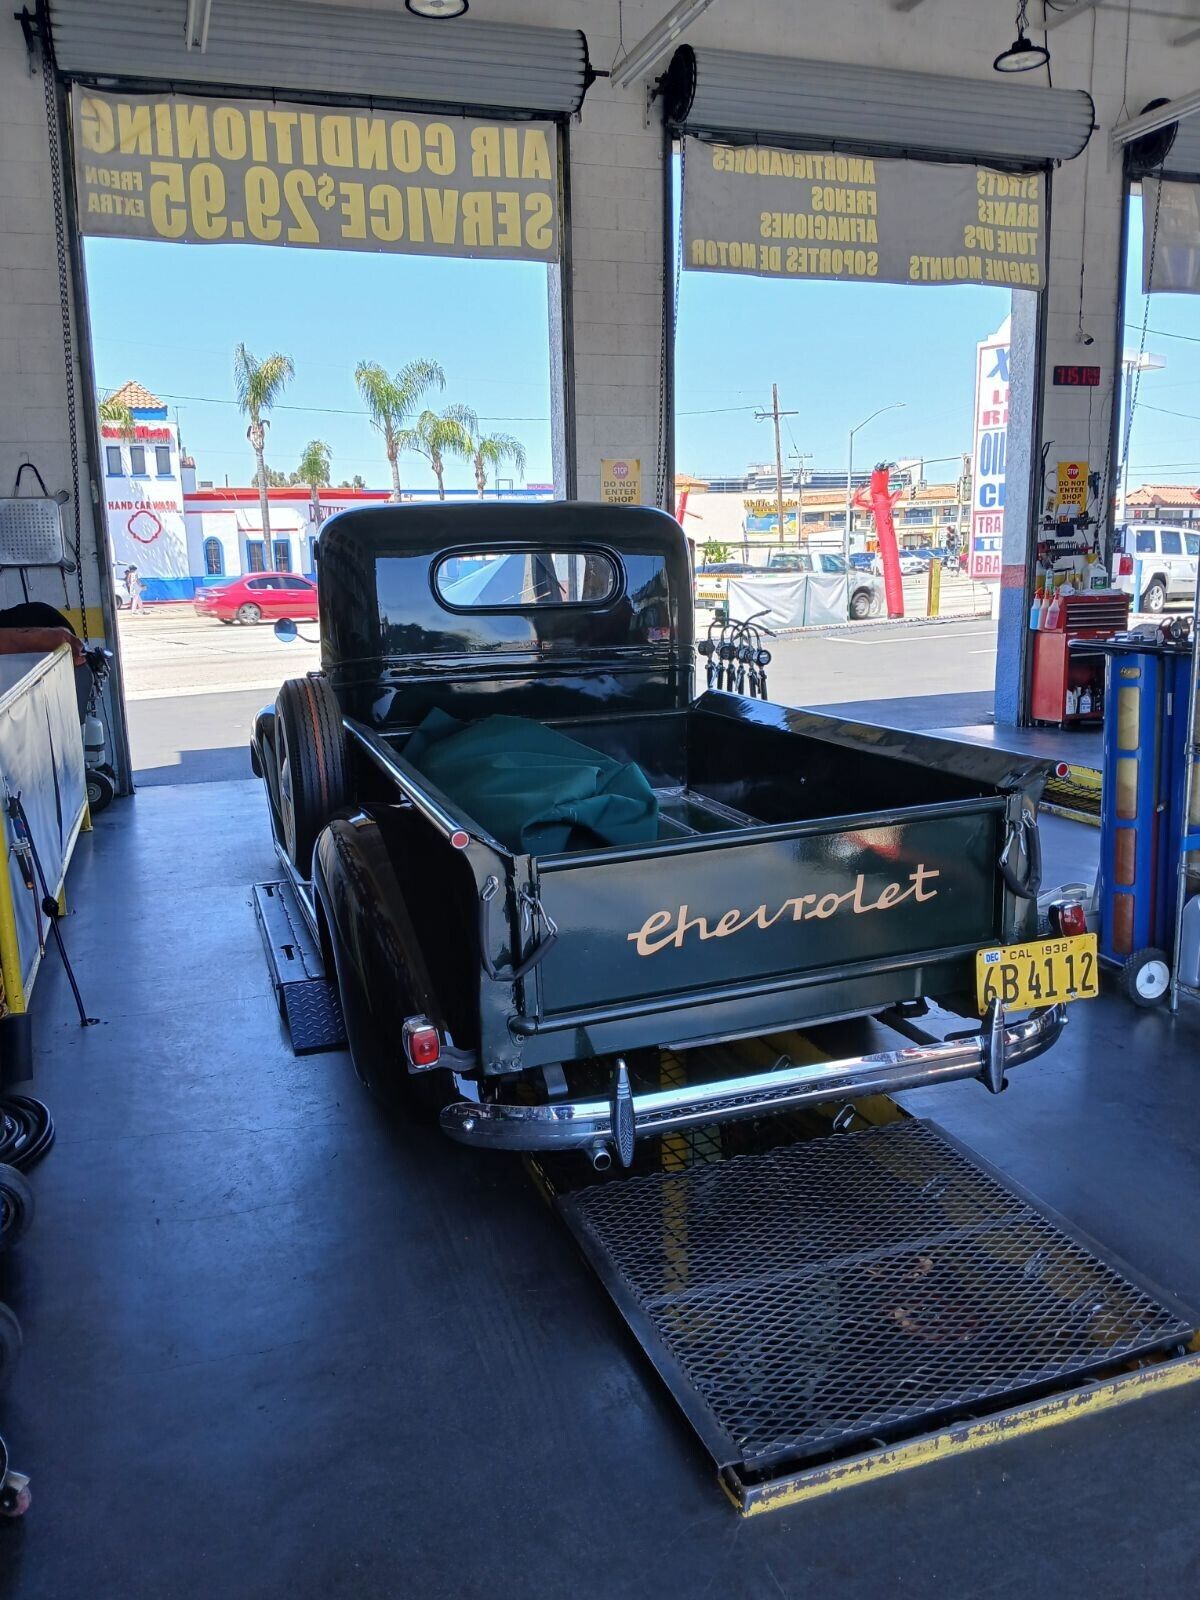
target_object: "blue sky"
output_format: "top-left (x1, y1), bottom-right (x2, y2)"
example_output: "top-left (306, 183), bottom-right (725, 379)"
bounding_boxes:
top-left (675, 273), bottom-right (1010, 479)
top-left (84, 192), bottom-right (1199, 494)
top-left (84, 237), bottom-right (556, 491)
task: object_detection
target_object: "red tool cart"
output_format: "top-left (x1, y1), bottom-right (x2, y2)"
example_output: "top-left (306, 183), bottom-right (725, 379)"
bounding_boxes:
top-left (1030, 591), bottom-right (1131, 726)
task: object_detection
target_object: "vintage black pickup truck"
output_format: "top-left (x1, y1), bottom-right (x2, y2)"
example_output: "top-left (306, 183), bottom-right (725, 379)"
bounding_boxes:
top-left (252, 502), bottom-right (1081, 1169)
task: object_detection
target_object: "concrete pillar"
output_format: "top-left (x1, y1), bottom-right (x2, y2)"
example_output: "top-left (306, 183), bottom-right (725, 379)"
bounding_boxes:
top-left (552, 46), bottom-right (666, 506)
top-left (0, 23), bottom-right (129, 781)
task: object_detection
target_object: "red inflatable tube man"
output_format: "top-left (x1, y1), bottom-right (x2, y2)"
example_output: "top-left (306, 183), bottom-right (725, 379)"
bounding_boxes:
top-left (852, 463), bottom-right (905, 619)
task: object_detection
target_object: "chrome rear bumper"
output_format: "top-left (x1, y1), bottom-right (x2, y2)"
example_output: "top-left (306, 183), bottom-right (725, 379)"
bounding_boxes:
top-left (440, 1004), bottom-right (1067, 1159)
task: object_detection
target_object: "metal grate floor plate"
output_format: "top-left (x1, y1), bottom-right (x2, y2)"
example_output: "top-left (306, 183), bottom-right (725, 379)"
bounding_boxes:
top-left (559, 1121), bottom-right (1195, 1475)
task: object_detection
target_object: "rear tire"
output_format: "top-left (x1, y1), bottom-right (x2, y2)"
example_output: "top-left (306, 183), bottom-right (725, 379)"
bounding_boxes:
top-left (237, 601), bottom-right (262, 624)
top-left (1121, 948), bottom-right (1171, 1006)
top-left (0, 1164), bottom-right (33, 1247)
top-left (1141, 579), bottom-right (1167, 613)
top-left (849, 587), bottom-right (873, 620)
top-left (274, 675), bottom-right (348, 875)
top-left (0, 1302), bottom-right (21, 1390)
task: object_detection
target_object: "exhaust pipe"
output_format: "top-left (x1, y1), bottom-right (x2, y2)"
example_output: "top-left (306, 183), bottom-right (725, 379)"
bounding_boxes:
top-left (588, 1140), bottom-right (612, 1173)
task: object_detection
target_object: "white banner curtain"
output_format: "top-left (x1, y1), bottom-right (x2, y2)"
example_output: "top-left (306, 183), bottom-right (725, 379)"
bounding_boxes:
top-left (1141, 178), bottom-right (1200, 293)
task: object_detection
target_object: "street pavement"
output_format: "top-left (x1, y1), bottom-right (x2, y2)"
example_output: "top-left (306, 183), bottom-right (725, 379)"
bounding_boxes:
top-left (120, 604), bottom-right (999, 785)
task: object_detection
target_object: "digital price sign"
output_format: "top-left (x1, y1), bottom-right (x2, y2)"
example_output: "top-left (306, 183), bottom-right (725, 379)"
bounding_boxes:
top-left (1052, 365), bottom-right (1102, 387)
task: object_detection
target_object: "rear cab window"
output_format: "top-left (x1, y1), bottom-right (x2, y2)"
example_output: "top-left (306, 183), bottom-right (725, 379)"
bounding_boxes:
top-left (433, 549), bottom-right (619, 610)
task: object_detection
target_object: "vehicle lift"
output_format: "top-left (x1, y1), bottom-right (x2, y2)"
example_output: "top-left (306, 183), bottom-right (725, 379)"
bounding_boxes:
top-left (256, 874), bottom-right (1200, 1516)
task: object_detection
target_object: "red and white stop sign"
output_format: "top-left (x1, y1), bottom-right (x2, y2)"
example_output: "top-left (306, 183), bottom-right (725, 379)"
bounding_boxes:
top-left (1066, 464), bottom-right (1080, 480)
top-left (613, 461), bottom-right (629, 479)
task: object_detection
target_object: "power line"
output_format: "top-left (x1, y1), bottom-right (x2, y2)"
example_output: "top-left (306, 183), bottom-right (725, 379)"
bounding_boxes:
top-left (1139, 402), bottom-right (1200, 423)
top-left (99, 384), bottom-right (760, 423)
top-left (1125, 321), bottom-right (1200, 348)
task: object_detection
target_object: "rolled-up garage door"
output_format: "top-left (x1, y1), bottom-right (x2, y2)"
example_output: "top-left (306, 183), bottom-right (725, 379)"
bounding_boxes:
top-left (48, 0), bottom-right (591, 117)
top-left (660, 45), bottom-right (1093, 166)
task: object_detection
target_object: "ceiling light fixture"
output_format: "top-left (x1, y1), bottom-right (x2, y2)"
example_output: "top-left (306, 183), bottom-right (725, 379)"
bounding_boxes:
top-left (404, 0), bottom-right (468, 17)
top-left (613, 0), bottom-right (719, 90)
top-left (994, 0), bottom-right (1049, 73)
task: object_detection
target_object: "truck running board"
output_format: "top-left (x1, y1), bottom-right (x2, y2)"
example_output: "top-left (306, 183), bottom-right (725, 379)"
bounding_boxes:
top-left (253, 881), bottom-right (347, 1056)
top-left (556, 1119), bottom-right (1200, 1514)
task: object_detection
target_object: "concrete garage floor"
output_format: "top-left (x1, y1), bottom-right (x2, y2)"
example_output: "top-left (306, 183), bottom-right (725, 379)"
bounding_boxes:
top-left (3, 780), bottom-right (1200, 1599)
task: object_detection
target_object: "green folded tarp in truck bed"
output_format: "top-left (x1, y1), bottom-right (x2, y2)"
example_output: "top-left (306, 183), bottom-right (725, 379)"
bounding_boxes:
top-left (403, 710), bottom-right (658, 855)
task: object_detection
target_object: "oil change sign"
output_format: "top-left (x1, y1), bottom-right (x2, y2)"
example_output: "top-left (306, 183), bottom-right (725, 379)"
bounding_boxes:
top-left (682, 138), bottom-right (1046, 290)
top-left (969, 334), bottom-right (1009, 582)
top-left (71, 89), bottom-right (559, 263)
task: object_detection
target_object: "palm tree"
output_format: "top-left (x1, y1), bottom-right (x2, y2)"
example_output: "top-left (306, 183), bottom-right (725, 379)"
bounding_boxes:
top-left (98, 396), bottom-right (135, 437)
top-left (455, 409), bottom-right (528, 498)
top-left (399, 404), bottom-right (475, 500)
top-left (296, 439), bottom-right (332, 524)
top-left (234, 342), bottom-right (294, 540)
top-left (354, 358), bottom-right (444, 501)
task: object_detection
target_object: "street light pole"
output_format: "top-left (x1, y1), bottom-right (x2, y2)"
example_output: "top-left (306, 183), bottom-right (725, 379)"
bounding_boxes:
top-left (843, 401), bottom-right (905, 570)
top-left (844, 430), bottom-right (855, 571)
top-left (1117, 350), bottom-right (1164, 527)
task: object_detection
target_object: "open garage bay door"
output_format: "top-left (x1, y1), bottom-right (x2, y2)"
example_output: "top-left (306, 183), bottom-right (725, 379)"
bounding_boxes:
top-left (660, 46), bottom-right (1092, 167)
top-left (47, 0), bottom-right (590, 117)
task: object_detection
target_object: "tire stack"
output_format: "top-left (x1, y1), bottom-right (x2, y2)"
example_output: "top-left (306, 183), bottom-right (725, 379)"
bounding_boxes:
top-left (0, 1093), bottom-right (52, 1519)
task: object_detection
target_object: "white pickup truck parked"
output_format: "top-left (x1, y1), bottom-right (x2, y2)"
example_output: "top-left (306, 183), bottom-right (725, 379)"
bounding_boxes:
top-left (1113, 523), bottom-right (1199, 613)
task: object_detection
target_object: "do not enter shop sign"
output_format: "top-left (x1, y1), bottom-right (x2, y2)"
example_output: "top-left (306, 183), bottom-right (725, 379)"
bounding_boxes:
top-left (600, 458), bottom-right (642, 505)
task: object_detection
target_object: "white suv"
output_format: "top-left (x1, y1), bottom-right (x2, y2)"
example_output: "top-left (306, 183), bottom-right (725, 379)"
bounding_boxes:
top-left (1114, 523), bottom-right (1199, 612)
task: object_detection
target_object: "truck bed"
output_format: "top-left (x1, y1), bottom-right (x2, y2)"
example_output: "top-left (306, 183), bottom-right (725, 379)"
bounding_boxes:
top-left (347, 693), bottom-right (1046, 1073)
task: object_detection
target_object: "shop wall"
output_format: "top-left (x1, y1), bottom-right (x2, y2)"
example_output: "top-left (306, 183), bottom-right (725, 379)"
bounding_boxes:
top-left (0, 20), bottom-right (104, 634)
top-left (6, 1), bottom-right (1200, 654)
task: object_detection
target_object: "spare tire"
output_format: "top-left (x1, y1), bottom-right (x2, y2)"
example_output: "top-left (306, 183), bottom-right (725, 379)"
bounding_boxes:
top-left (275, 675), bottom-right (348, 874)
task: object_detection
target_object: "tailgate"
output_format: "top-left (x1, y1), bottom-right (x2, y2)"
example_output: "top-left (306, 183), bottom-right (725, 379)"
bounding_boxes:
top-left (528, 802), bottom-right (1004, 1019)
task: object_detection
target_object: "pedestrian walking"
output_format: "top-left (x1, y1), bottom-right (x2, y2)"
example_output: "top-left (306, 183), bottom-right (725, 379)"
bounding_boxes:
top-left (126, 565), bottom-right (144, 614)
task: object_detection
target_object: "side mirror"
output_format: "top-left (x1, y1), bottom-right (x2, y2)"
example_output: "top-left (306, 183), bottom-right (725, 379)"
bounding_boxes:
top-left (274, 618), bottom-right (298, 643)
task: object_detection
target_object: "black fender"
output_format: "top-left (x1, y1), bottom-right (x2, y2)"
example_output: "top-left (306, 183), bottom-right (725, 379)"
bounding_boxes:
top-left (314, 809), bottom-right (449, 1107)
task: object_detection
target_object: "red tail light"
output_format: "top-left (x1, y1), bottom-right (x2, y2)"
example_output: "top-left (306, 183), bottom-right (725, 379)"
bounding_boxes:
top-left (403, 1017), bottom-right (441, 1069)
top-left (1117, 553), bottom-right (1133, 577)
top-left (1048, 899), bottom-right (1088, 937)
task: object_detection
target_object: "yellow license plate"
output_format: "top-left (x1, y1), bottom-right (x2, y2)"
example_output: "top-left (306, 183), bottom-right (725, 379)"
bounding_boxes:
top-left (975, 932), bottom-right (1099, 1014)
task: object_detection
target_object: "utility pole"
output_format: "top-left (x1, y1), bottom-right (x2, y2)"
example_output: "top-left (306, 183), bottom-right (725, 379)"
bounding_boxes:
top-left (756, 384), bottom-right (798, 545)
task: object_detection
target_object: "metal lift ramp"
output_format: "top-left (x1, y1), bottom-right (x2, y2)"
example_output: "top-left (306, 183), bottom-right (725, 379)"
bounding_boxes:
top-left (557, 1119), bottom-right (1200, 1514)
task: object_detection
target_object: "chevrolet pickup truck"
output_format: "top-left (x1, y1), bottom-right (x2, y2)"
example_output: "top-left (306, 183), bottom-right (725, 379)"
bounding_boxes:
top-left (252, 502), bottom-right (1082, 1170)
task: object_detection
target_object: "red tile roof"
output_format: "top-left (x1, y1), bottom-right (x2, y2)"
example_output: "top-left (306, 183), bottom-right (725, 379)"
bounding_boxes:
top-left (1126, 484), bottom-right (1200, 508)
top-left (105, 379), bottom-right (164, 410)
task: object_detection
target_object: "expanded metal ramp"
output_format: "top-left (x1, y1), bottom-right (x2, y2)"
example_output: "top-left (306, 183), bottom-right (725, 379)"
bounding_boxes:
top-left (559, 1120), bottom-right (1196, 1495)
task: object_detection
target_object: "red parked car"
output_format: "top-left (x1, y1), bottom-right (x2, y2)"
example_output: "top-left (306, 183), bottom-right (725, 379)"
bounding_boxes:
top-left (193, 572), bottom-right (318, 625)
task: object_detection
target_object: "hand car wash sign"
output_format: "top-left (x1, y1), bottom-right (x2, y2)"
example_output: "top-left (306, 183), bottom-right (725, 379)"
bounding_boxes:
top-left (969, 327), bottom-right (1010, 582)
top-left (71, 90), bottom-right (559, 263)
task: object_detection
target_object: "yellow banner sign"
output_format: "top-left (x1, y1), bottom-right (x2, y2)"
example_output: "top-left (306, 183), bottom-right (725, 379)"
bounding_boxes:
top-left (683, 137), bottom-right (1045, 291)
top-left (72, 88), bottom-right (559, 263)
top-left (1056, 460), bottom-right (1088, 510)
top-left (600, 458), bottom-right (642, 505)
